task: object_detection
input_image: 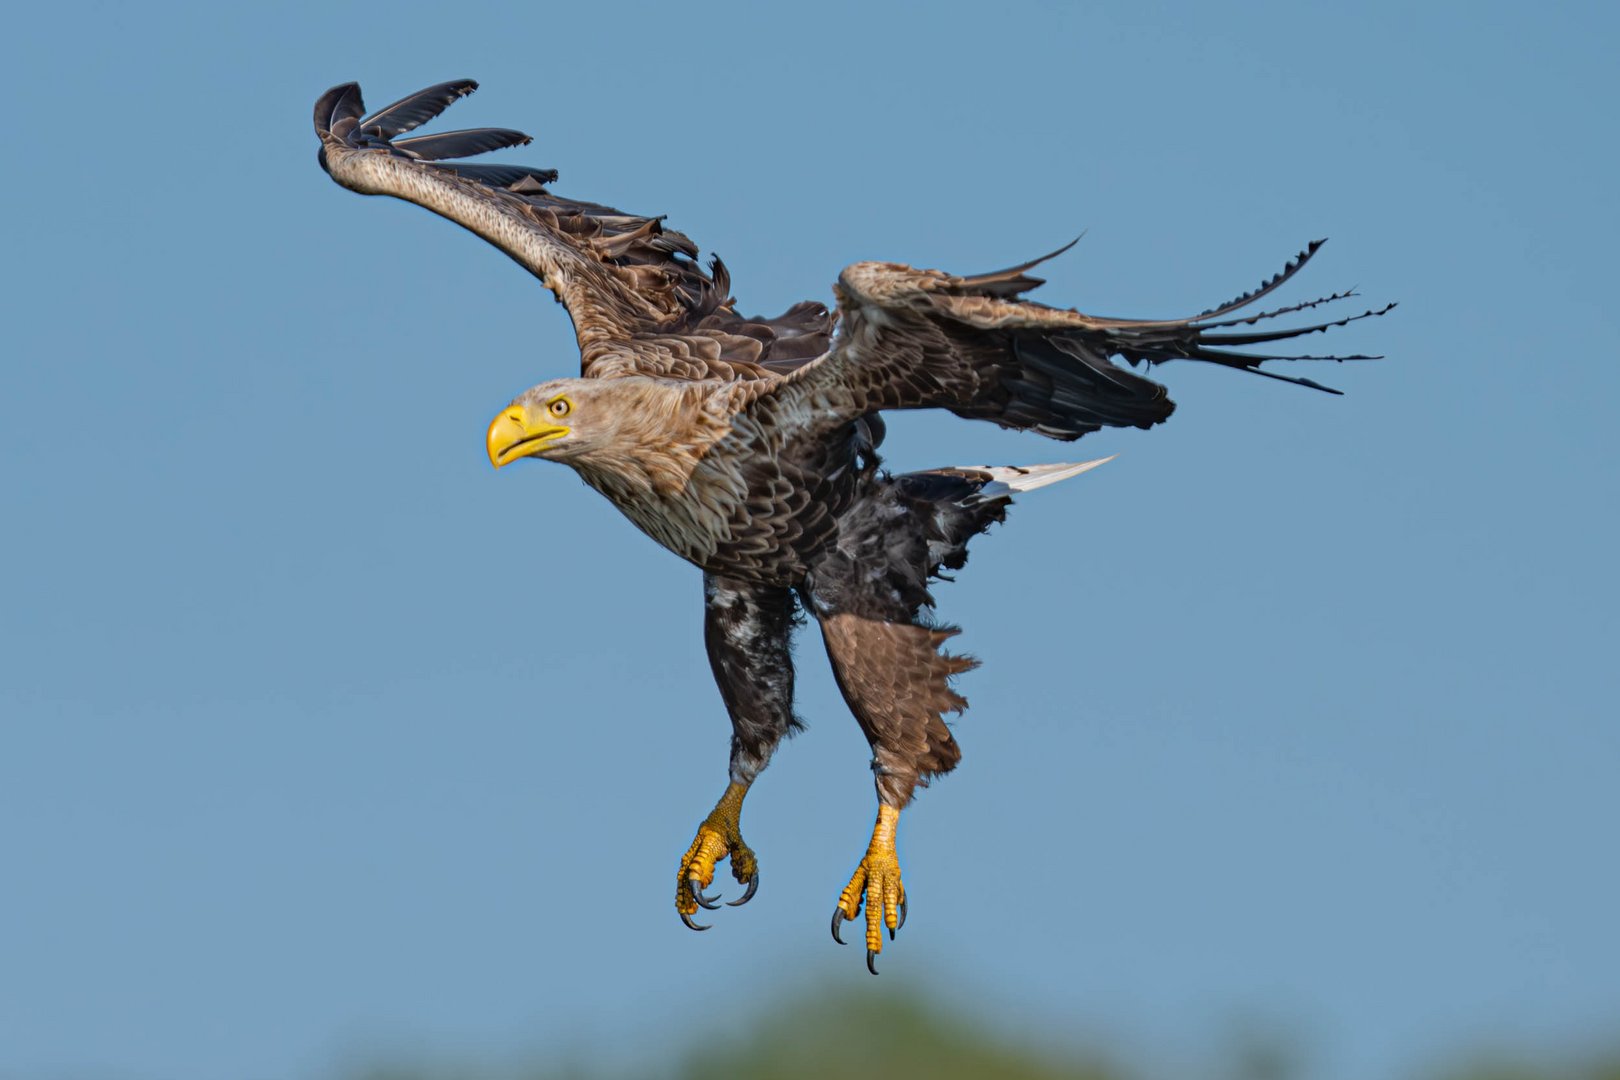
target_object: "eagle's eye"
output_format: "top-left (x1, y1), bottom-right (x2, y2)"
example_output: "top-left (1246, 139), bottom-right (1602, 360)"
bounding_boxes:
top-left (549, 398), bottom-right (572, 418)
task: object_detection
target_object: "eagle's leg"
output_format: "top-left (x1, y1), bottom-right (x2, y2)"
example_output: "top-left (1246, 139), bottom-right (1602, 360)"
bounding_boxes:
top-left (675, 780), bottom-right (758, 927)
top-left (677, 575), bottom-right (801, 930)
top-left (816, 609), bottom-right (974, 974)
top-left (832, 803), bottom-right (908, 973)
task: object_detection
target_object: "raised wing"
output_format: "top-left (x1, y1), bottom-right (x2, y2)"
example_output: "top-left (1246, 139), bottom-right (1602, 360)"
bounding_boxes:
top-left (314, 79), bottom-right (832, 381)
top-left (770, 239), bottom-right (1393, 442)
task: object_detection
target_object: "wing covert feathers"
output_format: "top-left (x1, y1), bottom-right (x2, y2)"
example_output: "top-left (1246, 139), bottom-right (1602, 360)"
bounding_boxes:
top-left (314, 79), bottom-right (833, 382)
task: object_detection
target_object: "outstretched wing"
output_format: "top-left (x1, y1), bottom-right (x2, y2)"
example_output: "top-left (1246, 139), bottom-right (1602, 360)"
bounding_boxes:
top-left (313, 79), bottom-right (832, 381)
top-left (767, 239), bottom-right (1393, 442)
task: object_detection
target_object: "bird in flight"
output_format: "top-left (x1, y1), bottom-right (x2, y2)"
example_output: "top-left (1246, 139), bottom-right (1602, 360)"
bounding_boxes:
top-left (314, 78), bottom-right (1391, 974)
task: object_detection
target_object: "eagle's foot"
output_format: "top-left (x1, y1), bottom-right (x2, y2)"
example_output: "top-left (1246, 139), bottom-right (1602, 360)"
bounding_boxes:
top-left (829, 804), bottom-right (907, 974)
top-left (675, 781), bottom-right (758, 930)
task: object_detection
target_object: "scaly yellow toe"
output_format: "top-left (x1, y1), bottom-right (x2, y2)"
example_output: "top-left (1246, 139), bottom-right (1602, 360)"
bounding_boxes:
top-left (674, 782), bottom-right (759, 929)
top-left (830, 805), bottom-right (907, 973)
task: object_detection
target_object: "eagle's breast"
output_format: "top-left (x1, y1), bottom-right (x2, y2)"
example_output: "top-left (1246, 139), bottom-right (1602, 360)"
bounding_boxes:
top-left (574, 382), bottom-right (862, 586)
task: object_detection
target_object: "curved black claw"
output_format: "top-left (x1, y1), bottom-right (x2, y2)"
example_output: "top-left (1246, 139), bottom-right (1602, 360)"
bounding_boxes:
top-left (866, 949), bottom-right (880, 976)
top-left (680, 909), bottom-right (710, 932)
top-left (727, 871), bottom-right (759, 907)
top-left (830, 906), bottom-right (848, 945)
top-left (689, 878), bottom-right (722, 910)
top-left (897, 895), bottom-right (908, 932)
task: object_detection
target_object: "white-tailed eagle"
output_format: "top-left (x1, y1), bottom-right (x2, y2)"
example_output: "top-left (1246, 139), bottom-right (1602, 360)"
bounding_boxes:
top-left (314, 78), bottom-right (1391, 973)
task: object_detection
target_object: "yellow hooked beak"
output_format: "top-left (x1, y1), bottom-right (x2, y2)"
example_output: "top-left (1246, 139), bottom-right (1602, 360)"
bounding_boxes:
top-left (486, 404), bottom-right (569, 468)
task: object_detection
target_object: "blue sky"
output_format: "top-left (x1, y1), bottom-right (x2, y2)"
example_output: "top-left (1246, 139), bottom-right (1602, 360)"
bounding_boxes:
top-left (3, 2), bottom-right (1616, 1078)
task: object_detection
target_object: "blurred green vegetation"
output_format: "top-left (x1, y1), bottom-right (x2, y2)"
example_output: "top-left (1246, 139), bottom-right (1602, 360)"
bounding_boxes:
top-left (353, 985), bottom-right (1619, 1080)
top-left (1427, 1062), bottom-right (1620, 1080)
top-left (673, 989), bottom-right (1120, 1080)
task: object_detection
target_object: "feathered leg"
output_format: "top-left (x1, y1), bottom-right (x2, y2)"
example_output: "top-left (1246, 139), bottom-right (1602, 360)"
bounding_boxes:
top-left (806, 475), bottom-right (976, 972)
top-left (809, 460), bottom-right (1110, 969)
top-left (817, 611), bottom-right (973, 971)
top-left (675, 575), bottom-right (802, 929)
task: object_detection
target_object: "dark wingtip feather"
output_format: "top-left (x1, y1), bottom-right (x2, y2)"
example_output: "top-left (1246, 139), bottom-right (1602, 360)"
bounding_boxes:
top-left (958, 234), bottom-right (1086, 298)
top-left (426, 161), bottom-right (559, 188)
top-left (1198, 301), bottom-right (1397, 347)
top-left (710, 255), bottom-right (732, 301)
top-left (358, 78), bottom-right (479, 139)
top-left (1192, 238), bottom-right (1327, 322)
top-left (1194, 287), bottom-right (1360, 330)
top-left (1112, 282), bottom-right (1391, 396)
top-left (393, 127), bottom-right (534, 161)
top-left (1251, 369), bottom-right (1344, 394)
top-left (314, 82), bottom-right (364, 137)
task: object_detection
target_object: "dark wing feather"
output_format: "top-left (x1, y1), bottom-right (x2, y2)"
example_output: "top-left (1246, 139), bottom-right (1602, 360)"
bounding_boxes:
top-left (951, 235), bottom-right (1082, 298)
top-left (393, 128), bottom-right (533, 160)
top-left (314, 79), bottom-right (833, 382)
top-left (768, 241), bottom-right (1393, 442)
top-left (313, 82), bottom-right (365, 141)
top-left (357, 79), bottom-right (479, 139)
top-left (424, 161), bottom-right (561, 188)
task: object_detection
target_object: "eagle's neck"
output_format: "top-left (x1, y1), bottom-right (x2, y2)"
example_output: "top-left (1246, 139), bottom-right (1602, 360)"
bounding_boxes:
top-left (570, 382), bottom-right (737, 564)
top-left (570, 383), bottom-right (716, 492)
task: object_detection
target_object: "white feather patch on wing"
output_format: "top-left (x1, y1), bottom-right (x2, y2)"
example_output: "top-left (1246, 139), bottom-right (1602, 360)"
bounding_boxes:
top-left (960, 456), bottom-right (1116, 500)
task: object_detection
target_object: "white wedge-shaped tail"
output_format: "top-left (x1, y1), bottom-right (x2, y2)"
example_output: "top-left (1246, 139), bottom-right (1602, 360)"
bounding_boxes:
top-left (962, 456), bottom-right (1116, 502)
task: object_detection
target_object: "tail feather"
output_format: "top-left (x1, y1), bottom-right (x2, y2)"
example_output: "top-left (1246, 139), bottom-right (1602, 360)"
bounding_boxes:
top-left (963, 457), bottom-right (1116, 501)
top-left (886, 457), bottom-right (1113, 588)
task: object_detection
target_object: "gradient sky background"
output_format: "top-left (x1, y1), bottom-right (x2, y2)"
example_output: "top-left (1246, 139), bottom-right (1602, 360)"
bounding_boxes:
top-left (4, 2), bottom-right (1617, 1078)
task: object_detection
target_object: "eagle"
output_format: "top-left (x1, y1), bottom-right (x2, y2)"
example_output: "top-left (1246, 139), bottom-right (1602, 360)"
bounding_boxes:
top-left (314, 78), bottom-right (1390, 973)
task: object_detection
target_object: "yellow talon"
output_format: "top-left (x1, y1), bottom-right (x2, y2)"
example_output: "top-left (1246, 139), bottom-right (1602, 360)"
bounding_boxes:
top-left (831, 805), bottom-right (906, 972)
top-left (675, 782), bottom-right (759, 928)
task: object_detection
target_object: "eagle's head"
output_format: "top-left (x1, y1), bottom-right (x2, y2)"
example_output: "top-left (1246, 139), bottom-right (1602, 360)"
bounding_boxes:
top-left (485, 376), bottom-right (699, 479)
top-left (484, 378), bottom-right (614, 468)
